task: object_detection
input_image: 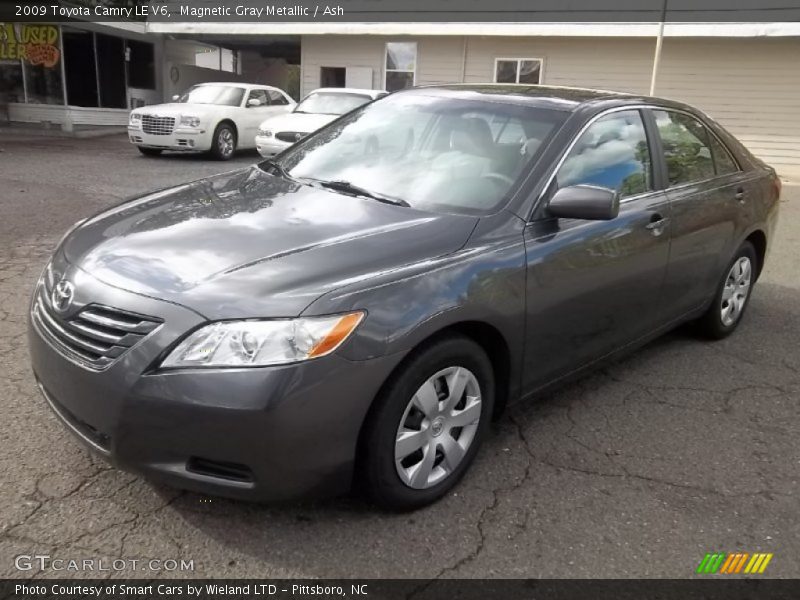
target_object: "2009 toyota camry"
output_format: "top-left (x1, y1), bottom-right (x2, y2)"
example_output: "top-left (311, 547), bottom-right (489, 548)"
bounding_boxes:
top-left (29, 85), bottom-right (780, 510)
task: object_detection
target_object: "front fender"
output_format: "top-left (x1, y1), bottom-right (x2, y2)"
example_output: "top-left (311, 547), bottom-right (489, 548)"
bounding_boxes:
top-left (303, 215), bottom-right (528, 398)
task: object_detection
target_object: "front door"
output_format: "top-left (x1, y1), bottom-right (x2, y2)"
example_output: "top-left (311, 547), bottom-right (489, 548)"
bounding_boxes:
top-left (522, 109), bottom-right (672, 390)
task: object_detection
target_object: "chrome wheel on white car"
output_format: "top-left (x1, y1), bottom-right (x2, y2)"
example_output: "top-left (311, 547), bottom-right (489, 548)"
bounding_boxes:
top-left (211, 123), bottom-right (236, 160)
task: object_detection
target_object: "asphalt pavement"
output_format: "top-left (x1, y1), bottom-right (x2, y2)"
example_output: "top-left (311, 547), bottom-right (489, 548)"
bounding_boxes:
top-left (0, 135), bottom-right (797, 579)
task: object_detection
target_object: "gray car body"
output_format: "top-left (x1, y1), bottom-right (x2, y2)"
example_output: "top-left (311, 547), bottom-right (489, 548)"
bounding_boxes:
top-left (28, 86), bottom-right (780, 501)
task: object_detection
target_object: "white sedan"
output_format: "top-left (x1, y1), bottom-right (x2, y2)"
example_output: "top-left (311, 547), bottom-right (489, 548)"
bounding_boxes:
top-left (128, 82), bottom-right (296, 160)
top-left (255, 88), bottom-right (387, 157)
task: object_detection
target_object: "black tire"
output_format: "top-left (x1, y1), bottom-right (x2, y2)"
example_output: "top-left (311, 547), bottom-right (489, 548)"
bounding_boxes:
top-left (360, 335), bottom-right (495, 511)
top-left (210, 122), bottom-right (236, 160)
top-left (137, 147), bottom-right (162, 157)
top-left (695, 241), bottom-right (758, 339)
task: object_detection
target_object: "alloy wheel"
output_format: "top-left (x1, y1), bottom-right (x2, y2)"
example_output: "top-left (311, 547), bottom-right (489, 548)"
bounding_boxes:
top-left (394, 366), bottom-right (482, 489)
top-left (218, 129), bottom-right (234, 158)
top-left (720, 256), bottom-right (752, 327)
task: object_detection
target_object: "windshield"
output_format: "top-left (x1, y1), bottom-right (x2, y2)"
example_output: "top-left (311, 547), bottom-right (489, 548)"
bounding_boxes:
top-left (268, 92), bottom-right (567, 215)
top-left (295, 92), bottom-right (374, 115)
top-left (178, 85), bottom-right (245, 107)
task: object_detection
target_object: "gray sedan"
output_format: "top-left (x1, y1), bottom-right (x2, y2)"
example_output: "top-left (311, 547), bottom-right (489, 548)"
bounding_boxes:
top-left (28, 85), bottom-right (781, 510)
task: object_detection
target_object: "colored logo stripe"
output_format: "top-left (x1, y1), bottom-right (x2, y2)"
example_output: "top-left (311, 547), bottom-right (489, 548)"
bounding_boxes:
top-left (696, 552), bottom-right (773, 574)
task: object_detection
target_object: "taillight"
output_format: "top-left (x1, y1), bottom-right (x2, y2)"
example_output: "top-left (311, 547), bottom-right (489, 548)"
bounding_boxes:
top-left (772, 173), bottom-right (782, 200)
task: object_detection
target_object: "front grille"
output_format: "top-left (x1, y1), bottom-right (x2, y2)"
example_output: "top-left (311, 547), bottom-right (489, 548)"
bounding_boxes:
top-left (33, 286), bottom-right (162, 371)
top-left (275, 131), bottom-right (307, 143)
top-left (141, 114), bottom-right (175, 135)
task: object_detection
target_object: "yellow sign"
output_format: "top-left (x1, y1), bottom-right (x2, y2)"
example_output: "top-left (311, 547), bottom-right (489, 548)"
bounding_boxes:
top-left (0, 23), bottom-right (60, 68)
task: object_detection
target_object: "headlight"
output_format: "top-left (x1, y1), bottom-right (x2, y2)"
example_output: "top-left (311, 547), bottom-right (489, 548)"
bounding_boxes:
top-left (258, 128), bottom-right (273, 137)
top-left (161, 312), bottom-right (364, 368)
top-left (129, 113), bottom-right (141, 124)
top-left (180, 115), bottom-right (201, 128)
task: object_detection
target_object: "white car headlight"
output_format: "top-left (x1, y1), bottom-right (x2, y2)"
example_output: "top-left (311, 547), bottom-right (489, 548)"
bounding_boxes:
top-left (258, 128), bottom-right (273, 137)
top-left (180, 115), bottom-right (201, 128)
top-left (161, 312), bottom-right (364, 368)
top-left (129, 113), bottom-right (141, 125)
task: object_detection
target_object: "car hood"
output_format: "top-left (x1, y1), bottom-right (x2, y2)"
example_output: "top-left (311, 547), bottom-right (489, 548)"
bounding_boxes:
top-left (63, 167), bottom-right (478, 319)
top-left (132, 103), bottom-right (220, 117)
top-left (259, 112), bottom-right (337, 133)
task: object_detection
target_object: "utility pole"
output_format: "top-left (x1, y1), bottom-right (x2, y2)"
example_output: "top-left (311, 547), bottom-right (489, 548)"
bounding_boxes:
top-left (649, 0), bottom-right (668, 96)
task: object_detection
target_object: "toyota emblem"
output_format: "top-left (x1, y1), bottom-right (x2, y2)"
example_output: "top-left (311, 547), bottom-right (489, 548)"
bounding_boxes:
top-left (51, 278), bottom-right (74, 313)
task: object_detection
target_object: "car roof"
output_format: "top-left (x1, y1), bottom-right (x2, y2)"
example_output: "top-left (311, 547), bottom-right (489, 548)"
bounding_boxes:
top-left (195, 82), bottom-right (282, 91)
top-left (310, 88), bottom-right (386, 97)
top-left (407, 83), bottom-right (694, 114)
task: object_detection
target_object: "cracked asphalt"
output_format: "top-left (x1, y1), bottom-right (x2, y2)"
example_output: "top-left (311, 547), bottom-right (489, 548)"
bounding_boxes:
top-left (0, 135), bottom-right (798, 580)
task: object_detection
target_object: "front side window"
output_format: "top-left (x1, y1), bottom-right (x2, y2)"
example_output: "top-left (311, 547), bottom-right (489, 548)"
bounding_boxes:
top-left (653, 110), bottom-right (715, 186)
top-left (294, 92), bottom-right (372, 116)
top-left (271, 92), bottom-right (567, 215)
top-left (385, 42), bottom-right (416, 92)
top-left (556, 110), bottom-right (653, 198)
top-left (268, 90), bottom-right (289, 105)
top-left (247, 88), bottom-right (268, 106)
top-left (178, 85), bottom-right (245, 107)
top-left (495, 59), bottom-right (543, 84)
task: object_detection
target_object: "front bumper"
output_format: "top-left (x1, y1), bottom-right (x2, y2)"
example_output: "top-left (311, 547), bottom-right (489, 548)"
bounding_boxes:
top-left (28, 257), bottom-right (401, 501)
top-left (255, 135), bottom-right (292, 157)
top-left (128, 126), bottom-right (213, 152)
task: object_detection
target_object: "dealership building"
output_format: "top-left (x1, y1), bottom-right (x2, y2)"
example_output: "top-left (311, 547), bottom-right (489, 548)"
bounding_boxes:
top-left (1, 18), bottom-right (798, 178)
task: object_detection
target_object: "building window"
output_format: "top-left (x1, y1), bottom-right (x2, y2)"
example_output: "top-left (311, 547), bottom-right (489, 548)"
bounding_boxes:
top-left (320, 66), bottom-right (345, 87)
top-left (0, 23), bottom-right (63, 105)
top-left (126, 40), bottom-right (155, 89)
top-left (494, 58), bottom-right (543, 84)
top-left (385, 41), bottom-right (416, 92)
top-left (195, 46), bottom-right (241, 74)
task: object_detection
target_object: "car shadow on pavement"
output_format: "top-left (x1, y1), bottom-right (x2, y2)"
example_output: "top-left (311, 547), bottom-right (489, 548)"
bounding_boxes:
top-left (134, 149), bottom-right (263, 162)
top-left (154, 282), bottom-right (799, 578)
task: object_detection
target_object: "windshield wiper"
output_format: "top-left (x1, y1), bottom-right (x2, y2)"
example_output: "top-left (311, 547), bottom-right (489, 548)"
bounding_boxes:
top-left (261, 159), bottom-right (295, 181)
top-left (315, 180), bottom-right (410, 207)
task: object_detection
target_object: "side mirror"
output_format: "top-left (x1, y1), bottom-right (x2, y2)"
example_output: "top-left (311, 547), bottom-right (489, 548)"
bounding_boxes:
top-left (171, 94), bottom-right (180, 101)
top-left (548, 184), bottom-right (620, 221)
top-left (247, 98), bottom-right (262, 107)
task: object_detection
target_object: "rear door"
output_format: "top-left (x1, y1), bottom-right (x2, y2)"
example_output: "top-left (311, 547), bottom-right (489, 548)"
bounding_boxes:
top-left (649, 109), bottom-right (755, 320)
top-left (522, 108), bottom-right (672, 389)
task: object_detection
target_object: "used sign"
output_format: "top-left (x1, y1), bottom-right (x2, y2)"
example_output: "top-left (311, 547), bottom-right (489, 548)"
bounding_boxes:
top-left (0, 23), bottom-right (60, 67)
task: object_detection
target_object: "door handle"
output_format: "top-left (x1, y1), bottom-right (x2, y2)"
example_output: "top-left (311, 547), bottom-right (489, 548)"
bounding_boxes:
top-left (645, 214), bottom-right (670, 235)
top-left (734, 187), bottom-right (746, 203)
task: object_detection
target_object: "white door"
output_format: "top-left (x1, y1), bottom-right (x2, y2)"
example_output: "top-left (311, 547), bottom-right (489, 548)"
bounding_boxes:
top-left (345, 67), bottom-right (374, 89)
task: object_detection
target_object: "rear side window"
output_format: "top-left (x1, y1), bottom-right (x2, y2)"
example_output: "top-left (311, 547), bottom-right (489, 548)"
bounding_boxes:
top-left (653, 110), bottom-right (716, 186)
top-left (708, 133), bottom-right (740, 175)
top-left (556, 110), bottom-right (653, 198)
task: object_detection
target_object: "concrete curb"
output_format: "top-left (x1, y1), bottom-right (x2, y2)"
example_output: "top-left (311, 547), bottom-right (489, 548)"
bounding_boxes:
top-left (0, 126), bottom-right (126, 140)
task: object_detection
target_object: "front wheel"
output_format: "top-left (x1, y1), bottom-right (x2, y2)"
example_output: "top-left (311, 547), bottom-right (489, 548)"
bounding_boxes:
top-left (210, 123), bottom-right (236, 160)
top-left (695, 241), bottom-right (757, 339)
top-left (360, 335), bottom-right (494, 510)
